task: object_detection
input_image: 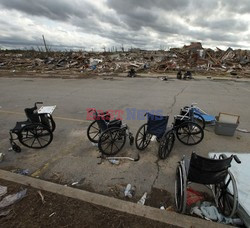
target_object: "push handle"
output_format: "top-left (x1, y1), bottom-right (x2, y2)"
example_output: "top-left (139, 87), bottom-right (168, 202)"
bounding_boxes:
top-left (144, 112), bottom-right (148, 117)
top-left (233, 155), bottom-right (241, 164)
top-left (34, 102), bottom-right (43, 110)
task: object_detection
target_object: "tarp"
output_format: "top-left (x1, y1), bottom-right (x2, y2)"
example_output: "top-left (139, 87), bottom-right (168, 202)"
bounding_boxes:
top-left (194, 108), bottom-right (215, 123)
top-left (209, 152), bottom-right (250, 228)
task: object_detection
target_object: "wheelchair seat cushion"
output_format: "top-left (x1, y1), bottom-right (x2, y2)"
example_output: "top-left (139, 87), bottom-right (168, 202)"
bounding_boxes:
top-left (147, 113), bottom-right (168, 139)
top-left (108, 119), bottom-right (122, 128)
top-left (11, 121), bottom-right (29, 133)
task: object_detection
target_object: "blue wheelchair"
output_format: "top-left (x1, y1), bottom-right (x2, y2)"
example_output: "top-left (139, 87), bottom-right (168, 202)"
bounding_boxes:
top-left (135, 113), bottom-right (204, 159)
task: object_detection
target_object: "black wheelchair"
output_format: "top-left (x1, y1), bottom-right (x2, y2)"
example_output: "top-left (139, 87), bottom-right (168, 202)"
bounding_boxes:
top-left (135, 113), bottom-right (204, 159)
top-left (9, 102), bottom-right (56, 152)
top-left (87, 108), bottom-right (134, 156)
top-left (175, 152), bottom-right (241, 217)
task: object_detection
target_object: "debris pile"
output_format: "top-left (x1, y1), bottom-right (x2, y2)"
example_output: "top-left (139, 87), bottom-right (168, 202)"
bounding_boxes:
top-left (0, 42), bottom-right (250, 77)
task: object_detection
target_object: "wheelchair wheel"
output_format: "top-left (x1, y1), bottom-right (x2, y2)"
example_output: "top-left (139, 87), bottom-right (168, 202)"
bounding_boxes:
top-left (175, 163), bottom-right (187, 213)
top-left (18, 123), bottom-right (53, 149)
top-left (194, 113), bottom-right (205, 129)
top-left (135, 123), bottom-right (152, 150)
top-left (214, 171), bottom-right (238, 217)
top-left (87, 120), bottom-right (101, 143)
top-left (47, 115), bottom-right (56, 132)
top-left (158, 131), bottom-right (175, 159)
top-left (176, 122), bottom-right (204, 146)
top-left (98, 127), bottom-right (126, 156)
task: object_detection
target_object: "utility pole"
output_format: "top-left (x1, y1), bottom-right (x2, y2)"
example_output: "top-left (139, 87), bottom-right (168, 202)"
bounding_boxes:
top-left (42, 35), bottom-right (48, 53)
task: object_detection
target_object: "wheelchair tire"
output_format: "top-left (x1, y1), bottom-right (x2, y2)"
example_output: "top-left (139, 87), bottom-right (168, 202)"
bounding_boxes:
top-left (135, 123), bottom-right (152, 150)
top-left (158, 131), bottom-right (175, 159)
top-left (87, 120), bottom-right (101, 143)
top-left (175, 163), bottom-right (187, 213)
top-left (176, 122), bottom-right (204, 146)
top-left (214, 171), bottom-right (238, 217)
top-left (194, 113), bottom-right (205, 129)
top-left (47, 115), bottom-right (56, 132)
top-left (18, 123), bottom-right (53, 149)
top-left (98, 127), bottom-right (126, 156)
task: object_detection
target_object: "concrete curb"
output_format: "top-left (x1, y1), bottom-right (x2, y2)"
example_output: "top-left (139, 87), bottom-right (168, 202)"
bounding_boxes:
top-left (0, 170), bottom-right (230, 228)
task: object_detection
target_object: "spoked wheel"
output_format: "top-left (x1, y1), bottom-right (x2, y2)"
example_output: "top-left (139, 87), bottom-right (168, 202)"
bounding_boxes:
top-left (175, 163), bottom-right (187, 213)
top-left (40, 114), bottom-right (56, 132)
top-left (176, 122), bottom-right (204, 145)
top-left (135, 123), bottom-right (152, 150)
top-left (18, 123), bottom-right (53, 149)
top-left (98, 127), bottom-right (126, 156)
top-left (194, 113), bottom-right (206, 129)
top-left (214, 171), bottom-right (238, 217)
top-left (87, 120), bottom-right (101, 143)
top-left (158, 131), bottom-right (175, 159)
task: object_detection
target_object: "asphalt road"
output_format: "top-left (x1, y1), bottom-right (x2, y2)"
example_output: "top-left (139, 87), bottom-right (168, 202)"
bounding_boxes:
top-left (0, 77), bottom-right (250, 200)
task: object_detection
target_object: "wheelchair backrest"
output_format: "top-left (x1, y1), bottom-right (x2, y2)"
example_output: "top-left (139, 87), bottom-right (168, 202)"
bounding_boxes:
top-left (25, 107), bottom-right (40, 123)
top-left (187, 153), bottom-right (233, 185)
top-left (94, 112), bottom-right (110, 131)
top-left (147, 113), bottom-right (169, 139)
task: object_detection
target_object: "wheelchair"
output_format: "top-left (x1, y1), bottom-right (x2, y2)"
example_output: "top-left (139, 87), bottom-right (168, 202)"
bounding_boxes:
top-left (179, 103), bottom-right (206, 129)
top-left (87, 108), bottom-right (134, 156)
top-left (135, 113), bottom-right (204, 159)
top-left (9, 102), bottom-right (56, 153)
top-left (175, 152), bottom-right (241, 217)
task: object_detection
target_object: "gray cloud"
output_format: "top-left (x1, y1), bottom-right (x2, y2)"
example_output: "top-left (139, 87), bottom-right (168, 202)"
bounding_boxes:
top-left (0, 0), bottom-right (249, 50)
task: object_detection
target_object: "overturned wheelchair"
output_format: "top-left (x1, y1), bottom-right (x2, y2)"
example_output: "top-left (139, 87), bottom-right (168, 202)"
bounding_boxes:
top-left (87, 109), bottom-right (134, 156)
top-left (135, 113), bottom-right (204, 159)
top-left (9, 102), bottom-right (56, 152)
top-left (175, 152), bottom-right (241, 217)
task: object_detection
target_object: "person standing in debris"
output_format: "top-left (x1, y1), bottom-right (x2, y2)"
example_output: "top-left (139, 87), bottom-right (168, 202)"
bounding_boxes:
top-left (177, 70), bottom-right (182, 79)
top-left (127, 68), bottom-right (136, 77)
top-left (183, 71), bottom-right (192, 80)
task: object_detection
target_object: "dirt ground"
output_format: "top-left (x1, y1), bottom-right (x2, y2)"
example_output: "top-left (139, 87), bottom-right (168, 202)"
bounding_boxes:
top-left (0, 179), bottom-right (178, 228)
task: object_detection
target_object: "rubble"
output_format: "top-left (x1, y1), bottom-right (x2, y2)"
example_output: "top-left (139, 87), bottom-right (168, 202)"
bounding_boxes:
top-left (0, 42), bottom-right (250, 77)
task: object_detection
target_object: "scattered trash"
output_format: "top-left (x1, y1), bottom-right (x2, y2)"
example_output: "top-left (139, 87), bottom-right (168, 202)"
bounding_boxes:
top-left (49, 212), bottom-right (56, 217)
top-left (190, 206), bottom-right (204, 219)
top-left (108, 159), bottom-right (120, 165)
top-left (160, 76), bottom-right (168, 81)
top-left (236, 128), bottom-right (250, 133)
top-left (0, 185), bottom-right (7, 197)
top-left (0, 153), bottom-right (4, 162)
top-left (187, 188), bottom-right (204, 206)
top-left (37, 190), bottom-right (45, 204)
top-left (91, 142), bottom-right (98, 147)
top-left (151, 135), bottom-right (157, 141)
top-left (0, 189), bottom-right (27, 209)
top-left (12, 169), bottom-right (30, 175)
top-left (124, 184), bottom-right (132, 197)
top-left (137, 192), bottom-right (147, 205)
top-left (106, 154), bottom-right (140, 162)
top-left (191, 201), bottom-right (244, 225)
top-left (124, 184), bottom-right (136, 198)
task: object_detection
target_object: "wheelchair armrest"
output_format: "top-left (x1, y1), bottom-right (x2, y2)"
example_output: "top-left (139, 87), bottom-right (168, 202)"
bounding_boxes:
top-left (233, 155), bottom-right (241, 164)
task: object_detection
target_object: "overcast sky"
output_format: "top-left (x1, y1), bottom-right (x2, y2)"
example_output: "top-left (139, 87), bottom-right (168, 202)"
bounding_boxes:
top-left (0, 0), bottom-right (250, 51)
